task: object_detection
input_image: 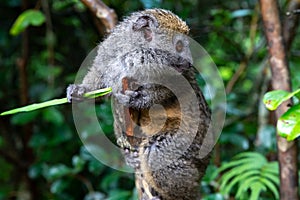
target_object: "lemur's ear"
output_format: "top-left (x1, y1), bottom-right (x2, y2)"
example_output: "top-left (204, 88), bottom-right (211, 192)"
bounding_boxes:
top-left (132, 16), bottom-right (158, 42)
top-left (132, 16), bottom-right (158, 31)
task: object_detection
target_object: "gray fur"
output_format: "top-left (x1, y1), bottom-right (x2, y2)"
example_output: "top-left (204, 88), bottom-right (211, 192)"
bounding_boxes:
top-left (67, 9), bottom-right (211, 200)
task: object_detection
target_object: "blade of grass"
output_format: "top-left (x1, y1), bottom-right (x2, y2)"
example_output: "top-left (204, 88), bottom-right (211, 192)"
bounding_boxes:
top-left (83, 88), bottom-right (112, 98)
top-left (1, 98), bottom-right (68, 116)
top-left (1, 87), bottom-right (112, 116)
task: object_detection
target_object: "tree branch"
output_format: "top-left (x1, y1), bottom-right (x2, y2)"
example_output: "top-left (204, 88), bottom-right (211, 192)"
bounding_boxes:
top-left (80, 0), bottom-right (117, 34)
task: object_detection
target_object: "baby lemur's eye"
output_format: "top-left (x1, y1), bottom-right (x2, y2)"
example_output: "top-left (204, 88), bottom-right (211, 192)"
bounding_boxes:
top-left (176, 40), bottom-right (184, 52)
top-left (175, 40), bottom-right (184, 52)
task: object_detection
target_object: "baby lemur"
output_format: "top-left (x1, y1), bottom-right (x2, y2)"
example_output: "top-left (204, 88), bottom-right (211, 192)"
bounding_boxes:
top-left (67, 9), bottom-right (211, 200)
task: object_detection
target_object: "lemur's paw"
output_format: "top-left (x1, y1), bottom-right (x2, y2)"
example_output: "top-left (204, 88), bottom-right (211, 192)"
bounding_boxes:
top-left (66, 84), bottom-right (87, 102)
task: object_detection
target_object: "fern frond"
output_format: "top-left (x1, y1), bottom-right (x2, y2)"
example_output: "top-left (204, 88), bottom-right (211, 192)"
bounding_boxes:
top-left (218, 152), bottom-right (280, 200)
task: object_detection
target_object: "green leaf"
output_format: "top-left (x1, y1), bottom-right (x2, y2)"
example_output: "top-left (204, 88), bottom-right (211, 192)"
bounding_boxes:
top-left (202, 193), bottom-right (224, 200)
top-left (230, 9), bottom-right (253, 18)
top-left (277, 104), bottom-right (300, 141)
top-left (219, 155), bottom-right (266, 173)
top-left (88, 159), bottom-right (105, 175)
top-left (259, 177), bottom-right (279, 199)
top-left (84, 192), bottom-right (105, 200)
top-left (219, 152), bottom-right (267, 191)
top-left (0, 87), bottom-right (112, 116)
top-left (50, 179), bottom-right (69, 194)
top-left (202, 165), bottom-right (219, 183)
top-left (45, 164), bottom-right (72, 180)
top-left (261, 170), bottom-right (280, 184)
top-left (288, 122), bottom-right (300, 141)
top-left (107, 190), bottom-right (132, 200)
top-left (249, 182), bottom-right (266, 200)
top-left (235, 176), bottom-right (259, 198)
top-left (28, 163), bottom-right (43, 179)
top-left (233, 152), bottom-right (267, 164)
top-left (222, 170), bottom-right (260, 195)
top-left (100, 172), bottom-right (123, 191)
top-left (42, 107), bottom-right (64, 124)
top-left (263, 90), bottom-right (291, 110)
top-left (220, 162), bottom-right (260, 189)
top-left (10, 9), bottom-right (45, 36)
top-left (218, 152), bottom-right (280, 200)
top-left (72, 155), bottom-right (85, 172)
top-left (262, 162), bottom-right (279, 175)
top-left (263, 89), bottom-right (300, 111)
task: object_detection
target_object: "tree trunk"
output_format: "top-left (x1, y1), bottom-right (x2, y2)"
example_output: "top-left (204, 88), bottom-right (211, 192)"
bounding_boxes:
top-left (259, 0), bottom-right (299, 199)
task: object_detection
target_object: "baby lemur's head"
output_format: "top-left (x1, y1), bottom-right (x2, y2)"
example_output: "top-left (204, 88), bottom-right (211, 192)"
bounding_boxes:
top-left (108, 9), bottom-right (192, 64)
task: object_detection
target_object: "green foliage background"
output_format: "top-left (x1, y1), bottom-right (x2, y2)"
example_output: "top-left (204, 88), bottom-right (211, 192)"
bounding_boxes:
top-left (1, 0), bottom-right (300, 199)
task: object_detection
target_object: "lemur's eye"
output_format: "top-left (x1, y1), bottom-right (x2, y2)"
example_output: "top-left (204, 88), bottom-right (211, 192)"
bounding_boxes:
top-left (176, 40), bottom-right (184, 52)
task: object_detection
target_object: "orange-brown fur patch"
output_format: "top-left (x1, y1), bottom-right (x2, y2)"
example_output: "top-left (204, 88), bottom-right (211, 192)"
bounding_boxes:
top-left (129, 99), bottom-right (181, 137)
top-left (145, 9), bottom-right (189, 35)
